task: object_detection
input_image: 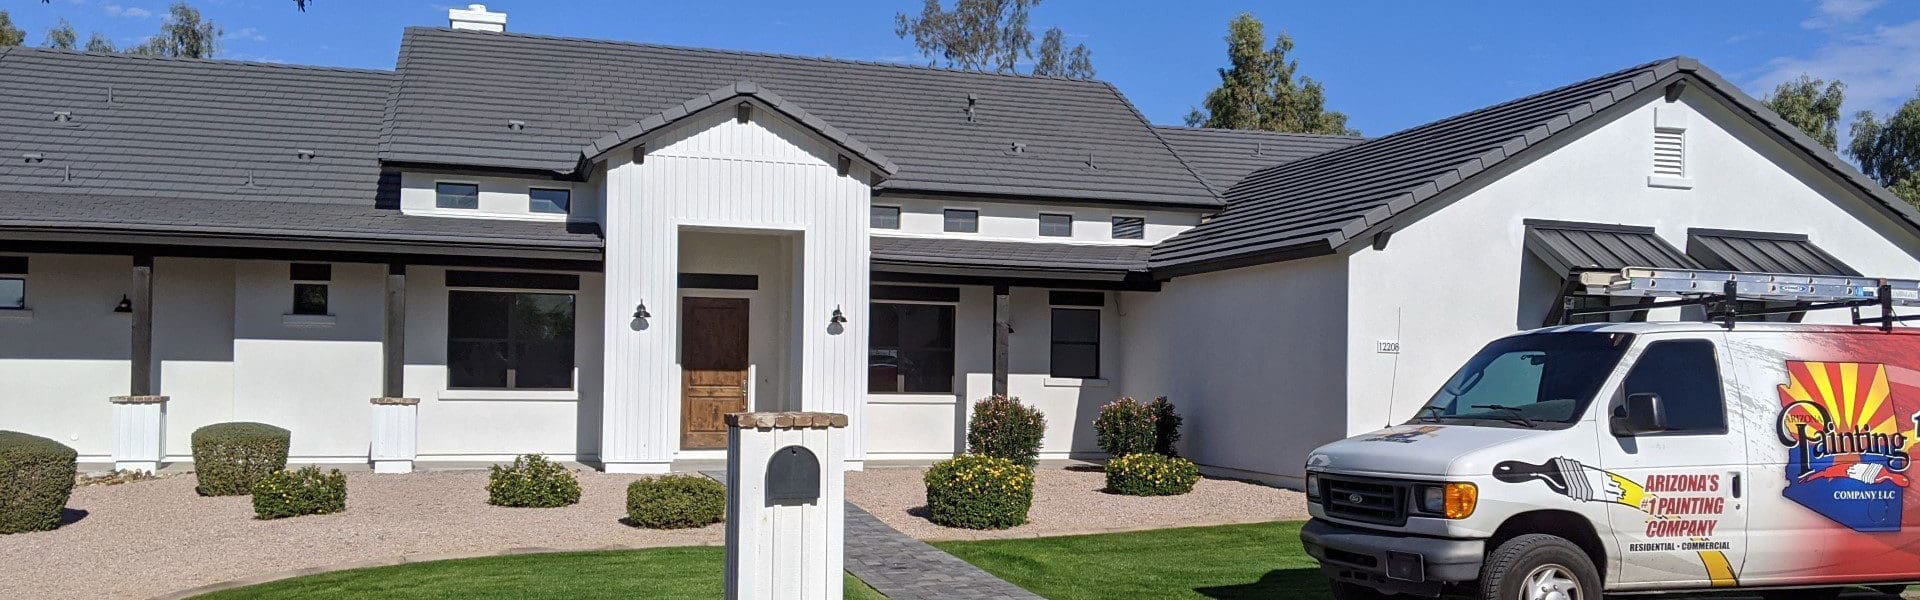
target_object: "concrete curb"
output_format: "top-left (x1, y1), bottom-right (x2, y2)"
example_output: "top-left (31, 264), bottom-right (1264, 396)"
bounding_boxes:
top-left (148, 542), bottom-right (724, 600)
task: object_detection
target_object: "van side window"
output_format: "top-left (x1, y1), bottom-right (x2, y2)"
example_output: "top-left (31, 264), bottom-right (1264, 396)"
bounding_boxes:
top-left (1623, 340), bottom-right (1725, 434)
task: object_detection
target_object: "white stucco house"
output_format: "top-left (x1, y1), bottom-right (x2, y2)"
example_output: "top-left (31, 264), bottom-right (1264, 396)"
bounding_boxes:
top-left (5, 6), bottom-right (1919, 482)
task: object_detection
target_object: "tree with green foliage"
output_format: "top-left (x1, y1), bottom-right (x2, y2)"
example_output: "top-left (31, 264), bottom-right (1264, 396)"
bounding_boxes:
top-left (1763, 75), bottom-right (1846, 151)
top-left (1850, 89), bottom-right (1920, 207)
top-left (85, 33), bottom-right (115, 53)
top-left (895, 0), bottom-right (1095, 79)
top-left (1185, 13), bottom-right (1355, 136)
top-left (0, 11), bottom-right (25, 47)
top-left (130, 2), bottom-right (221, 59)
top-left (44, 19), bottom-right (75, 50)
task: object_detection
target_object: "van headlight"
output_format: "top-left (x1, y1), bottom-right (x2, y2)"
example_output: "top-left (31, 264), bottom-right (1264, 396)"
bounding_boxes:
top-left (1414, 483), bottom-right (1477, 519)
top-left (1305, 473), bottom-right (1322, 502)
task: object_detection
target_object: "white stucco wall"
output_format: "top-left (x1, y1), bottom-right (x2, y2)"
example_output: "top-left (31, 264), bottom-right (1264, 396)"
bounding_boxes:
top-left (864, 286), bottom-right (1123, 460)
top-left (2, 254), bottom-right (143, 460)
top-left (600, 103), bottom-right (874, 471)
top-left (872, 194), bottom-right (1202, 244)
top-left (398, 170), bottom-right (598, 223)
top-left (1342, 89), bottom-right (1920, 439)
top-left (1117, 256), bottom-right (1350, 482)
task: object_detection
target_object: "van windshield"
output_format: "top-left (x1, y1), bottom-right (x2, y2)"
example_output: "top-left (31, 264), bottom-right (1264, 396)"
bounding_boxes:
top-left (1412, 332), bottom-right (1634, 427)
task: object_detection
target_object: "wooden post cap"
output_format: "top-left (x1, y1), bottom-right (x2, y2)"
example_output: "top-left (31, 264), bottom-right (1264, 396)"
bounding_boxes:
top-left (370, 397), bottom-right (422, 406)
top-left (725, 412), bottom-right (849, 429)
top-left (109, 395), bottom-right (169, 405)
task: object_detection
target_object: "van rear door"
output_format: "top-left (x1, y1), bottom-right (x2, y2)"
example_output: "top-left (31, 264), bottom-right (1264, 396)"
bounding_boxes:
top-left (1593, 333), bottom-right (1749, 590)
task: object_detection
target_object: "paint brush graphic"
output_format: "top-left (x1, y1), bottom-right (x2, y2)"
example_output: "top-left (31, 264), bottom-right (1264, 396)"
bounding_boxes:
top-left (1800, 455), bottom-right (1911, 487)
top-left (1494, 457), bottom-right (1649, 510)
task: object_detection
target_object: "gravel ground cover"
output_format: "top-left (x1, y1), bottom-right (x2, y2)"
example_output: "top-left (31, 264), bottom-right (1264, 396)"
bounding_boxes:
top-left (0, 470), bottom-right (721, 600)
top-left (847, 463), bottom-right (1309, 541)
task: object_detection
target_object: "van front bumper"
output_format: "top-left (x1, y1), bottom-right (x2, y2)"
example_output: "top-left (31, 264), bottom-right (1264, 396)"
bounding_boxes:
top-left (1300, 518), bottom-right (1485, 597)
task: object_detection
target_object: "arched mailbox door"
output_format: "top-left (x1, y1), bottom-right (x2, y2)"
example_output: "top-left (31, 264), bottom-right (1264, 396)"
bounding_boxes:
top-left (766, 445), bottom-right (821, 505)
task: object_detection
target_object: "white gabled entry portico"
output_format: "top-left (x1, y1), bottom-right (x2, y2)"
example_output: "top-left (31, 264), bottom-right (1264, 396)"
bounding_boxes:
top-left (594, 83), bottom-right (895, 473)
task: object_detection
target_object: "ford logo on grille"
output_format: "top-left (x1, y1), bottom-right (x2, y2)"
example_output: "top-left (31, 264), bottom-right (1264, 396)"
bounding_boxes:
top-left (1347, 493), bottom-right (1364, 504)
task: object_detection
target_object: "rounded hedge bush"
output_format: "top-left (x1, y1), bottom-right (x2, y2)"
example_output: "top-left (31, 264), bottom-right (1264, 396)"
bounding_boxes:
top-left (487, 454), bottom-right (581, 508)
top-left (191, 422), bottom-right (290, 497)
top-left (1105, 453), bottom-right (1200, 497)
top-left (1093, 397), bottom-right (1157, 458)
top-left (967, 395), bottom-right (1046, 467)
top-left (924, 454), bottom-right (1033, 530)
top-left (252, 466), bottom-right (347, 520)
top-left (625, 474), bottom-right (726, 529)
top-left (0, 431), bottom-right (79, 534)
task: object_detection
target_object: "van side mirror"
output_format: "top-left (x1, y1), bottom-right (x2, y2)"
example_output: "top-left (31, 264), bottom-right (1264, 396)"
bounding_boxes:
top-left (1612, 393), bottom-right (1669, 436)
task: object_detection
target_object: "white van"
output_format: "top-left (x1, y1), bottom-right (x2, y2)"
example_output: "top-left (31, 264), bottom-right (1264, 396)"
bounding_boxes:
top-left (1302, 269), bottom-right (1920, 599)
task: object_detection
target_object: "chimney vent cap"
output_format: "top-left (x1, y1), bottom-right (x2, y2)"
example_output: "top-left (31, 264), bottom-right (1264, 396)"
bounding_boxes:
top-left (449, 4), bottom-right (506, 32)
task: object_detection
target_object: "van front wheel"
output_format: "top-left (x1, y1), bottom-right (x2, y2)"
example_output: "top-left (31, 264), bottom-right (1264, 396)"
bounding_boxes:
top-left (1478, 534), bottom-right (1601, 600)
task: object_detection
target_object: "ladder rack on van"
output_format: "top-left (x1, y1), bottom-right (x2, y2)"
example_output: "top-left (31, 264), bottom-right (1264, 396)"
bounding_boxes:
top-left (1563, 267), bottom-right (1920, 330)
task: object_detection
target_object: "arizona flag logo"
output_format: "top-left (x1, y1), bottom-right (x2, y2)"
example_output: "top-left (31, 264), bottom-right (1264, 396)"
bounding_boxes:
top-left (1778, 361), bottom-right (1915, 532)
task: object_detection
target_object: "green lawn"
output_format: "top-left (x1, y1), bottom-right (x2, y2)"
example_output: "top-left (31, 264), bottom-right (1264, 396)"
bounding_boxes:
top-left (192, 546), bottom-right (886, 600)
top-left (934, 521), bottom-right (1328, 600)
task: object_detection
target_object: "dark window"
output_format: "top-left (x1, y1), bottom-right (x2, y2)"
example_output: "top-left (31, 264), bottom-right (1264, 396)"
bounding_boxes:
top-left (292, 284), bottom-right (329, 316)
top-left (1622, 340), bottom-right (1725, 434)
top-left (446, 271), bottom-right (579, 291)
top-left (874, 285), bottom-right (960, 303)
top-left (1050, 308), bottom-right (1100, 378)
top-left (943, 209), bottom-right (978, 233)
top-left (869, 303), bottom-right (955, 393)
top-left (1039, 213), bottom-right (1073, 237)
top-left (0, 278), bottom-right (22, 310)
top-left (529, 188), bottom-right (570, 214)
top-left (0, 256), bottom-right (26, 275)
top-left (436, 182), bottom-right (479, 209)
top-left (290, 263), bottom-right (330, 316)
top-left (1112, 216), bottom-right (1145, 240)
top-left (1417, 332), bottom-right (1635, 426)
top-left (448, 291), bottom-right (576, 390)
top-left (871, 206), bottom-right (901, 230)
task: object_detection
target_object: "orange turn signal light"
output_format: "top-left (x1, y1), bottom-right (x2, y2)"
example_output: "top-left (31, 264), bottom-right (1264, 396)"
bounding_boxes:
top-left (1444, 482), bottom-right (1478, 519)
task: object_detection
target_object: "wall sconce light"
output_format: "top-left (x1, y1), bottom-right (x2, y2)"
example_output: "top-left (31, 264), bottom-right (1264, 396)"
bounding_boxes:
top-left (830, 305), bottom-right (848, 325)
top-left (113, 295), bottom-right (132, 313)
top-left (634, 301), bottom-right (651, 319)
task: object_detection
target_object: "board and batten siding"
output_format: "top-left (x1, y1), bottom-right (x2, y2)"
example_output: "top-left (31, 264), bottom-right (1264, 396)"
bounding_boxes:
top-left (600, 107), bottom-right (874, 472)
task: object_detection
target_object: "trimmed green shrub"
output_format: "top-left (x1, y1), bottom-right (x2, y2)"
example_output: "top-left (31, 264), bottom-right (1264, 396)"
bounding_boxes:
top-left (625, 474), bottom-right (726, 529)
top-left (191, 422), bottom-right (291, 496)
top-left (1093, 397), bottom-right (1157, 457)
top-left (967, 395), bottom-right (1047, 467)
top-left (487, 454), bottom-right (581, 508)
top-left (251, 466), bottom-right (346, 520)
top-left (924, 454), bottom-right (1034, 530)
top-left (1150, 396), bottom-right (1184, 457)
top-left (0, 431), bottom-right (79, 534)
top-left (1105, 453), bottom-right (1200, 496)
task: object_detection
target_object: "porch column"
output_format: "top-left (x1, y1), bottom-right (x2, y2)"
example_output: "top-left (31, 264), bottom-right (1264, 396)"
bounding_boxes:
top-left (370, 262), bottom-right (419, 473)
top-left (110, 255), bottom-right (166, 472)
top-left (992, 284), bottom-right (1010, 396)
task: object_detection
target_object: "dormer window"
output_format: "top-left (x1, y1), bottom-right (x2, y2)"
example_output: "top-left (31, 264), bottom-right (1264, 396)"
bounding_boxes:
top-left (530, 187), bottom-right (570, 214)
top-left (436, 182), bottom-right (479, 209)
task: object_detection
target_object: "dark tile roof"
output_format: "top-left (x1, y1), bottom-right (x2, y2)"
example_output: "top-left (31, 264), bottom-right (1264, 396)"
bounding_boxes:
top-left (870, 236), bottom-right (1149, 280)
top-left (1149, 56), bottom-right (1920, 276)
top-left (1152, 126), bottom-right (1364, 190)
top-left (1687, 228), bottom-right (1858, 276)
top-left (0, 192), bottom-right (602, 259)
top-left (0, 47), bottom-right (391, 205)
top-left (1524, 220), bottom-right (1699, 274)
top-left (381, 28), bottom-right (1219, 208)
top-left (579, 81), bottom-right (899, 175)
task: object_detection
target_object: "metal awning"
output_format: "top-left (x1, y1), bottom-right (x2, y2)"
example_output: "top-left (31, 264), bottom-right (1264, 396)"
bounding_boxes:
top-left (1686, 228), bottom-right (1859, 277)
top-left (1523, 220), bottom-right (1701, 275)
top-left (869, 236), bottom-right (1152, 285)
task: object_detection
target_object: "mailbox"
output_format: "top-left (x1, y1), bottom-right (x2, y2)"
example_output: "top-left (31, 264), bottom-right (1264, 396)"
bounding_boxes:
top-left (765, 445), bottom-right (821, 504)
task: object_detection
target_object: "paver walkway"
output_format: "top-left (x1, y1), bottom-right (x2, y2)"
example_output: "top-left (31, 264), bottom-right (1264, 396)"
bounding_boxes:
top-left (700, 471), bottom-right (1038, 599)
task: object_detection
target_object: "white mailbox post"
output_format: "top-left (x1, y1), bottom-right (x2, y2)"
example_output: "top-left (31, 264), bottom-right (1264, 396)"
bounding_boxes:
top-left (724, 412), bottom-right (849, 600)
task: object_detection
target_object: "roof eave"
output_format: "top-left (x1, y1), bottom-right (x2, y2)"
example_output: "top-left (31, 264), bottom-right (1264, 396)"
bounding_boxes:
top-left (575, 81), bottom-right (900, 178)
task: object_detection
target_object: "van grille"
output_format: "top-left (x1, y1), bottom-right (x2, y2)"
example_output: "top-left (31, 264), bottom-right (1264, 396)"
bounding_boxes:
top-left (1319, 476), bottom-right (1408, 526)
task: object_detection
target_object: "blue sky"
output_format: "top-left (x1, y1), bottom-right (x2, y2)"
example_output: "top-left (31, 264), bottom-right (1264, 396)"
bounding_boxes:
top-left (10, 0), bottom-right (1920, 138)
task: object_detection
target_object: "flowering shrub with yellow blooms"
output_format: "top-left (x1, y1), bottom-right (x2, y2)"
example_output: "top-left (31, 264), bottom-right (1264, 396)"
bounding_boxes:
top-left (487, 454), bottom-right (581, 508)
top-left (251, 466), bottom-right (346, 519)
top-left (1105, 453), bottom-right (1199, 497)
top-left (924, 454), bottom-right (1034, 529)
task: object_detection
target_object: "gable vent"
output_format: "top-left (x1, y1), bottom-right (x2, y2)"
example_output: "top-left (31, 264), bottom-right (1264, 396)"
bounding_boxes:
top-left (1652, 127), bottom-right (1685, 177)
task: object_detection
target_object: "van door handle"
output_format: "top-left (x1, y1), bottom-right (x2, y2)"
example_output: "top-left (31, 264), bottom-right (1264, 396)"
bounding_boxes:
top-left (1730, 473), bottom-right (1742, 499)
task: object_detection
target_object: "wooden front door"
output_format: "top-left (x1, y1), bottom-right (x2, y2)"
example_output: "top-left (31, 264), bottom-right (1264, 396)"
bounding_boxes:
top-left (681, 297), bottom-right (750, 450)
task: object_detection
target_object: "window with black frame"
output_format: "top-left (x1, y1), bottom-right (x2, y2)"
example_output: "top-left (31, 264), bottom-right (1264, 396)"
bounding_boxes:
top-left (1050, 307), bottom-right (1100, 378)
top-left (869, 302), bottom-right (955, 393)
top-left (447, 291), bottom-right (576, 389)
